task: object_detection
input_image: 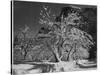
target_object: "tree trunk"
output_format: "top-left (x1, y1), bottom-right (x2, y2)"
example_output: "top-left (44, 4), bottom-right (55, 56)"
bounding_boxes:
top-left (54, 46), bottom-right (61, 62)
top-left (68, 44), bottom-right (76, 61)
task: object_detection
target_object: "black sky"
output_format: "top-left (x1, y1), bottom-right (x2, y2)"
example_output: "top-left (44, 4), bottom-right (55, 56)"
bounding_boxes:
top-left (13, 1), bottom-right (96, 37)
top-left (13, 1), bottom-right (63, 37)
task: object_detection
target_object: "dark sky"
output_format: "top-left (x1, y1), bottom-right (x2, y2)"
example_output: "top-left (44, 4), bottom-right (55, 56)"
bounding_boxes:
top-left (13, 1), bottom-right (64, 37)
top-left (14, 1), bottom-right (44, 36)
top-left (13, 1), bottom-right (96, 37)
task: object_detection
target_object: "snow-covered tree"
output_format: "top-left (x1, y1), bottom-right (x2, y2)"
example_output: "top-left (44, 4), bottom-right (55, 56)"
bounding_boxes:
top-left (38, 6), bottom-right (94, 63)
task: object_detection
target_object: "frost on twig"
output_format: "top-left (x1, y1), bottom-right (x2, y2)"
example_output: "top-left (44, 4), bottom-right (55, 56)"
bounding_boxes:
top-left (39, 5), bottom-right (56, 27)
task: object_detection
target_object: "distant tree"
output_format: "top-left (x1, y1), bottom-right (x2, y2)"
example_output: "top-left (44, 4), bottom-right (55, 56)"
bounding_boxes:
top-left (19, 25), bottom-right (30, 59)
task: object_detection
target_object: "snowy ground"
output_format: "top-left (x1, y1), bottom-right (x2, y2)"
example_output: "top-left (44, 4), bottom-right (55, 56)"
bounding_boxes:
top-left (11, 60), bottom-right (97, 75)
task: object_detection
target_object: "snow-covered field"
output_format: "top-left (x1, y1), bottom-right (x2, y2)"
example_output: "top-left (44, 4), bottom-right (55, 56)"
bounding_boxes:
top-left (12, 60), bottom-right (97, 75)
